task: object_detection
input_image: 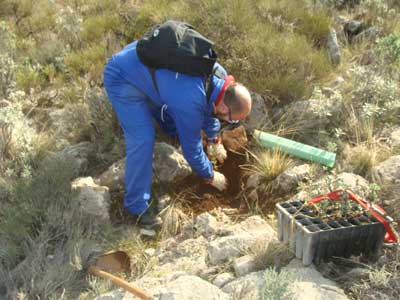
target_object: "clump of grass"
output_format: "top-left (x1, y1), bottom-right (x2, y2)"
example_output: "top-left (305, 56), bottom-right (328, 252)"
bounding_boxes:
top-left (343, 142), bottom-right (390, 179)
top-left (243, 148), bottom-right (294, 183)
top-left (160, 192), bottom-right (191, 240)
top-left (249, 239), bottom-right (294, 271)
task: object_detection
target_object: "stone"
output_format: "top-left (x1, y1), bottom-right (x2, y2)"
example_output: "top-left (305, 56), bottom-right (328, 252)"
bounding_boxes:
top-left (71, 177), bottom-right (110, 222)
top-left (274, 164), bottom-right (311, 194)
top-left (294, 172), bottom-right (371, 201)
top-left (139, 228), bottom-right (156, 238)
top-left (221, 125), bottom-right (248, 152)
top-left (390, 127), bottom-right (400, 148)
top-left (208, 216), bottom-right (277, 265)
top-left (213, 272), bottom-right (235, 288)
top-left (344, 20), bottom-right (364, 36)
top-left (233, 255), bottom-right (258, 277)
top-left (372, 155), bottom-right (400, 185)
top-left (245, 173), bottom-right (262, 189)
top-left (56, 142), bottom-right (92, 176)
top-left (353, 26), bottom-right (380, 43)
top-left (284, 259), bottom-right (350, 300)
top-left (96, 142), bottom-right (192, 192)
top-left (152, 142), bottom-right (191, 183)
top-left (244, 92), bottom-right (272, 132)
top-left (95, 158), bottom-right (125, 192)
top-left (153, 237), bottom-right (209, 276)
top-left (282, 94), bottom-right (342, 133)
top-left (195, 212), bottom-right (220, 238)
top-left (327, 28), bottom-right (341, 65)
top-left (151, 275), bottom-right (230, 300)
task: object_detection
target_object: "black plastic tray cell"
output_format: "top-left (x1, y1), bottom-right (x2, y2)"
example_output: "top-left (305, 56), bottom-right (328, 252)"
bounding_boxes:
top-left (276, 201), bottom-right (386, 266)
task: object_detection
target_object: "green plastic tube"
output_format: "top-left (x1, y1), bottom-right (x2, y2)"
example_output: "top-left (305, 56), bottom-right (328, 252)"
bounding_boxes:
top-left (253, 130), bottom-right (336, 168)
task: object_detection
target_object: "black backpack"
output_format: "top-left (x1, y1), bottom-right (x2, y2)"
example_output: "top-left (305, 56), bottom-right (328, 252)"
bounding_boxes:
top-left (137, 20), bottom-right (223, 102)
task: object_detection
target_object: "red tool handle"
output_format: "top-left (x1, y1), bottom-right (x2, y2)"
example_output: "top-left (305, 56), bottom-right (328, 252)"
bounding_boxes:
top-left (307, 189), bottom-right (398, 243)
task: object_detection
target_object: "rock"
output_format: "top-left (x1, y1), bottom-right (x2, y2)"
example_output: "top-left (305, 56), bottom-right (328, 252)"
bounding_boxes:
top-left (274, 164), bottom-right (311, 194)
top-left (213, 272), bottom-right (235, 288)
top-left (56, 142), bottom-right (92, 176)
top-left (222, 125), bottom-right (248, 152)
top-left (208, 216), bottom-right (277, 265)
top-left (390, 127), bottom-right (400, 148)
top-left (153, 237), bottom-right (208, 276)
top-left (71, 177), bottom-right (110, 222)
top-left (353, 26), bottom-right (380, 43)
top-left (139, 228), bottom-right (156, 238)
top-left (245, 173), bottom-right (262, 189)
top-left (344, 20), bottom-right (364, 36)
top-left (327, 29), bottom-right (341, 65)
top-left (95, 158), bottom-right (125, 192)
top-left (372, 155), bottom-right (400, 185)
top-left (151, 275), bottom-right (230, 300)
top-left (152, 142), bottom-right (191, 183)
top-left (295, 172), bottom-right (371, 201)
top-left (244, 92), bottom-right (272, 132)
top-left (336, 172), bottom-right (370, 198)
top-left (195, 213), bottom-right (220, 238)
top-left (282, 91), bottom-right (343, 134)
top-left (233, 255), bottom-right (258, 277)
top-left (96, 142), bottom-right (192, 192)
top-left (284, 259), bottom-right (350, 300)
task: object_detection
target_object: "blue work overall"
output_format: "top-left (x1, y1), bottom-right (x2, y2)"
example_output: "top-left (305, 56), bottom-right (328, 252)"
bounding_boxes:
top-left (103, 41), bottom-right (226, 215)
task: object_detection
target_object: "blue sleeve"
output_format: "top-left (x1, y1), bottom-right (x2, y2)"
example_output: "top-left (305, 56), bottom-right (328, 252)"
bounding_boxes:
top-left (174, 109), bottom-right (214, 179)
top-left (202, 116), bottom-right (220, 139)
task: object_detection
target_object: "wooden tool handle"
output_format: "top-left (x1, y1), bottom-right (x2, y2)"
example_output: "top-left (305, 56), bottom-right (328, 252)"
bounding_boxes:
top-left (88, 266), bottom-right (154, 300)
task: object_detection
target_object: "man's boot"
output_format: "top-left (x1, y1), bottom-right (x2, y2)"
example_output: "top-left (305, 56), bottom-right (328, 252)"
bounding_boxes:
top-left (137, 201), bottom-right (162, 229)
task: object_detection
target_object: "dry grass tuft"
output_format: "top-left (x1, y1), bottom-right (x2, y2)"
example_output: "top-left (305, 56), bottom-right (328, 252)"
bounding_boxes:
top-left (160, 192), bottom-right (192, 240)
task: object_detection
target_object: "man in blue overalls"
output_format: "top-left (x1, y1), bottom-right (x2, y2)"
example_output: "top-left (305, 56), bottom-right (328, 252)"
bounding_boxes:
top-left (103, 41), bottom-right (252, 227)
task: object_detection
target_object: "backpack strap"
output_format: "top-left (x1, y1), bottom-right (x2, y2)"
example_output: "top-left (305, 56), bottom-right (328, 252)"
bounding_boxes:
top-left (148, 67), bottom-right (160, 95)
top-left (204, 66), bottom-right (225, 104)
top-left (150, 65), bottom-right (220, 105)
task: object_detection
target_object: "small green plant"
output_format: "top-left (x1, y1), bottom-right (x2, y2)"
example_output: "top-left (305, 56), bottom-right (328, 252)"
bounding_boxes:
top-left (261, 268), bottom-right (295, 300)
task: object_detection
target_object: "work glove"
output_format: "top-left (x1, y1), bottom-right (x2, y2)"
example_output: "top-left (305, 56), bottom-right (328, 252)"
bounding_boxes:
top-left (206, 136), bottom-right (227, 164)
top-left (206, 171), bottom-right (228, 191)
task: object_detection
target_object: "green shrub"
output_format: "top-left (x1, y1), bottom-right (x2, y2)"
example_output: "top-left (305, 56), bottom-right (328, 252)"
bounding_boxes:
top-left (81, 13), bottom-right (121, 44)
top-left (15, 63), bottom-right (45, 93)
top-left (261, 268), bottom-right (295, 300)
top-left (64, 42), bottom-right (111, 83)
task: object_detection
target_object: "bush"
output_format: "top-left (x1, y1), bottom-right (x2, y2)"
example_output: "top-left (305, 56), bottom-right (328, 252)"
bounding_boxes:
top-left (0, 157), bottom-right (106, 300)
top-left (0, 91), bottom-right (38, 179)
top-left (261, 268), bottom-right (295, 300)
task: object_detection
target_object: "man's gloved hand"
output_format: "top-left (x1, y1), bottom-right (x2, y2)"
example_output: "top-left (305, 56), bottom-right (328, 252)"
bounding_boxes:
top-left (206, 171), bottom-right (228, 191)
top-left (206, 136), bottom-right (227, 164)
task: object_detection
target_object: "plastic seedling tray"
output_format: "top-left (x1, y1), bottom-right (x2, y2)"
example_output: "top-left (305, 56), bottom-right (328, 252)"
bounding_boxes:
top-left (276, 190), bottom-right (395, 266)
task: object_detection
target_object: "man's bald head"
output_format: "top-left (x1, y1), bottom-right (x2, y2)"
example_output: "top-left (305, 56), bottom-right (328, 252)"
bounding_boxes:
top-left (223, 83), bottom-right (252, 121)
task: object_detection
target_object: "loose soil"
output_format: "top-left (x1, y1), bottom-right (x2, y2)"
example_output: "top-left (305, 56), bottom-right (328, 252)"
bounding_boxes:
top-left (173, 150), bottom-right (248, 216)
